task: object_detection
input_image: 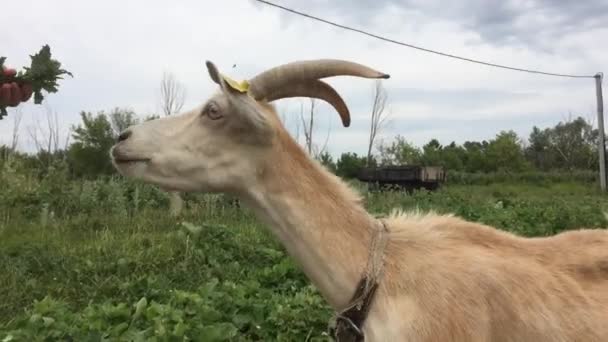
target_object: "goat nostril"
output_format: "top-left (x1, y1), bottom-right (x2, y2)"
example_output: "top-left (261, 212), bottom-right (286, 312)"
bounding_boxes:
top-left (117, 130), bottom-right (132, 142)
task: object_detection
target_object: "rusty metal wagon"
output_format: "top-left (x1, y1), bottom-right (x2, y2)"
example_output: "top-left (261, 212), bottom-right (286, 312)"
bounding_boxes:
top-left (356, 165), bottom-right (446, 192)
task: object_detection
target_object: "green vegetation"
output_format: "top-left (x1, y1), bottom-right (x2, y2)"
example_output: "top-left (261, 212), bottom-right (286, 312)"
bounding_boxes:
top-left (1, 159), bottom-right (607, 340)
top-left (3, 108), bottom-right (601, 181)
top-left (0, 106), bottom-right (605, 340)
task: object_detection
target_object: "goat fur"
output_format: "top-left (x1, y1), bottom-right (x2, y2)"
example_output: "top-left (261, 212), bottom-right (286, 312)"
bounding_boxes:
top-left (111, 71), bottom-right (608, 342)
top-left (256, 103), bottom-right (608, 341)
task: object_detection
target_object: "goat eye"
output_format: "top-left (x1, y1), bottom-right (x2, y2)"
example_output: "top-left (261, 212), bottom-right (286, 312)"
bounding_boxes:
top-left (204, 103), bottom-right (223, 120)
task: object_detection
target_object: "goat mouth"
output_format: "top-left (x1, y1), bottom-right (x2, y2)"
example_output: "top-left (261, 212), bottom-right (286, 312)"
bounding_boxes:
top-left (113, 157), bottom-right (150, 164)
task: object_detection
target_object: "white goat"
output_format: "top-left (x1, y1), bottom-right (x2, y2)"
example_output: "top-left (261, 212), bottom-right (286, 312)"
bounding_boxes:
top-left (111, 59), bottom-right (608, 341)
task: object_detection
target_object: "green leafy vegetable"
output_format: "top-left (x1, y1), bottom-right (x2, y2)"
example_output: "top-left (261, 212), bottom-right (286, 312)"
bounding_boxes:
top-left (0, 45), bottom-right (72, 119)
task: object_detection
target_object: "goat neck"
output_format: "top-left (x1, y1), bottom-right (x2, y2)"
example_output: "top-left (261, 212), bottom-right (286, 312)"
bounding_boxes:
top-left (240, 129), bottom-right (378, 309)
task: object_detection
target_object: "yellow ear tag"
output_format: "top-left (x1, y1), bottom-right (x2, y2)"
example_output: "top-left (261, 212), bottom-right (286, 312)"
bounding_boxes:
top-left (221, 74), bottom-right (250, 93)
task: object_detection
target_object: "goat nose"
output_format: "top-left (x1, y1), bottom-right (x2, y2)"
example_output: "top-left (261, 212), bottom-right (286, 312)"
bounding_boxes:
top-left (117, 130), bottom-right (132, 142)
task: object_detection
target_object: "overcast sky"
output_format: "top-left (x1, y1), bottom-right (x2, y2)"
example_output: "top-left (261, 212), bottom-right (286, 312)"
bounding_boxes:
top-left (1, 0), bottom-right (606, 157)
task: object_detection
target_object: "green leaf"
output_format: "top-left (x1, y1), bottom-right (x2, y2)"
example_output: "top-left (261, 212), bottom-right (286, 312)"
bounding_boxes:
top-left (197, 323), bottom-right (238, 341)
top-left (111, 322), bottom-right (129, 336)
top-left (29, 314), bottom-right (42, 324)
top-left (173, 322), bottom-right (187, 337)
top-left (133, 297), bottom-right (148, 320)
top-left (0, 47), bottom-right (72, 119)
top-left (42, 316), bottom-right (55, 327)
top-left (181, 221), bottom-right (203, 236)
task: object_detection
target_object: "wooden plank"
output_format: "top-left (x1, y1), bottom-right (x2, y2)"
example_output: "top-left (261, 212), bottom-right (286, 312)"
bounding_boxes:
top-left (596, 74), bottom-right (606, 192)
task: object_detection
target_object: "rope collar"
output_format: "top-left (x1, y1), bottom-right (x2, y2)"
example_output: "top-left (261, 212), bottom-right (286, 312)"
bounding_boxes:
top-left (329, 219), bottom-right (389, 341)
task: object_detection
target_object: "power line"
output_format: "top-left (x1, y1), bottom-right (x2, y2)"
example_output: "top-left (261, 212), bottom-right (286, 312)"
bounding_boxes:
top-left (254, 0), bottom-right (596, 79)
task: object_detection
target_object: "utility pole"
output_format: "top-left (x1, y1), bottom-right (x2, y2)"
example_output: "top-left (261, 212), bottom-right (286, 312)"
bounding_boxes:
top-left (596, 73), bottom-right (606, 192)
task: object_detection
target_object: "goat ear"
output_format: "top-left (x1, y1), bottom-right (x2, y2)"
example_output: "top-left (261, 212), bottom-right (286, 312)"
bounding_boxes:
top-left (205, 61), bottom-right (250, 95)
top-left (205, 61), bottom-right (222, 84)
top-left (205, 61), bottom-right (272, 138)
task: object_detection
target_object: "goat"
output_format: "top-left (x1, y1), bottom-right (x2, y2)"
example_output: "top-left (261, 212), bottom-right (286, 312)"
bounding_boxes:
top-left (111, 59), bottom-right (608, 341)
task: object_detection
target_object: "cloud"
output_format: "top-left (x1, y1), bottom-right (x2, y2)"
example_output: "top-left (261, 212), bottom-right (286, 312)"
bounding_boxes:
top-left (0, 0), bottom-right (605, 159)
top-left (275, 0), bottom-right (608, 51)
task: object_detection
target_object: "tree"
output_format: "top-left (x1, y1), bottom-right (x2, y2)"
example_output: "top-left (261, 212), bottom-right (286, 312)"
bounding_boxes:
top-left (316, 151), bottom-right (337, 173)
top-left (336, 152), bottom-right (367, 178)
top-left (159, 71), bottom-right (186, 116)
top-left (10, 107), bottom-right (23, 151)
top-left (301, 99), bottom-right (315, 155)
top-left (366, 80), bottom-right (390, 166)
top-left (547, 116), bottom-right (598, 170)
top-left (441, 142), bottom-right (465, 171)
top-left (109, 107), bottom-right (139, 136)
top-left (526, 126), bottom-right (553, 171)
top-left (420, 139), bottom-right (443, 166)
top-left (158, 71), bottom-right (187, 216)
top-left (460, 141), bottom-right (488, 172)
top-left (486, 130), bottom-right (529, 172)
top-left (299, 99), bottom-right (331, 158)
top-left (26, 104), bottom-right (69, 169)
top-left (155, 71), bottom-right (187, 214)
top-left (525, 115), bottom-right (598, 171)
top-left (376, 135), bottom-right (421, 166)
top-left (143, 114), bottom-right (161, 122)
top-left (67, 110), bottom-right (116, 178)
top-left (0, 107), bottom-right (23, 162)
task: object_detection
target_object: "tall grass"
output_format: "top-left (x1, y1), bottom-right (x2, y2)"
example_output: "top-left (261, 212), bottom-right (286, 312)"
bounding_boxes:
top-left (446, 170), bottom-right (599, 185)
top-left (1, 165), bottom-right (607, 340)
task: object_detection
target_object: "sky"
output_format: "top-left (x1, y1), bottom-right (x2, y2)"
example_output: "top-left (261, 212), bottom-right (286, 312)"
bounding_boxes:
top-left (1, 0), bottom-right (606, 158)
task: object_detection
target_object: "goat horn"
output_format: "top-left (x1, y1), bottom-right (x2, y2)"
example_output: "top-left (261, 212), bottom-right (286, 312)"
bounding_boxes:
top-left (264, 79), bottom-right (351, 127)
top-left (248, 59), bottom-right (390, 100)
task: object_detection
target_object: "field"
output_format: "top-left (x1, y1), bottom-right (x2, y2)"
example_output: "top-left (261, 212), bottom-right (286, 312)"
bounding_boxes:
top-left (1, 171), bottom-right (608, 341)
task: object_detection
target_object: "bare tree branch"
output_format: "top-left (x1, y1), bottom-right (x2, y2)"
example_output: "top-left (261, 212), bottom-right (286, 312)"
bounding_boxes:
top-left (110, 108), bottom-right (139, 137)
top-left (313, 113), bottom-right (333, 158)
top-left (159, 71), bottom-right (186, 116)
top-left (10, 107), bottom-right (23, 151)
top-left (159, 72), bottom-right (187, 214)
top-left (309, 99), bottom-right (315, 155)
top-left (48, 104), bottom-right (60, 153)
top-left (299, 98), bottom-right (318, 155)
top-left (26, 104), bottom-right (64, 168)
top-left (296, 98), bottom-right (336, 158)
top-left (367, 80), bottom-right (390, 166)
top-left (27, 125), bottom-right (44, 155)
top-left (293, 102), bottom-right (301, 144)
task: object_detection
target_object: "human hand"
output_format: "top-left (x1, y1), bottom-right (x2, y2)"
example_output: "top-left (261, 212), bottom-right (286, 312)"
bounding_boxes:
top-left (0, 66), bottom-right (33, 107)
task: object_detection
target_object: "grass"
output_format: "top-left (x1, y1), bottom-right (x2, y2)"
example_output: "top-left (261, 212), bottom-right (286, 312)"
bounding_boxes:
top-left (1, 178), bottom-right (607, 340)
